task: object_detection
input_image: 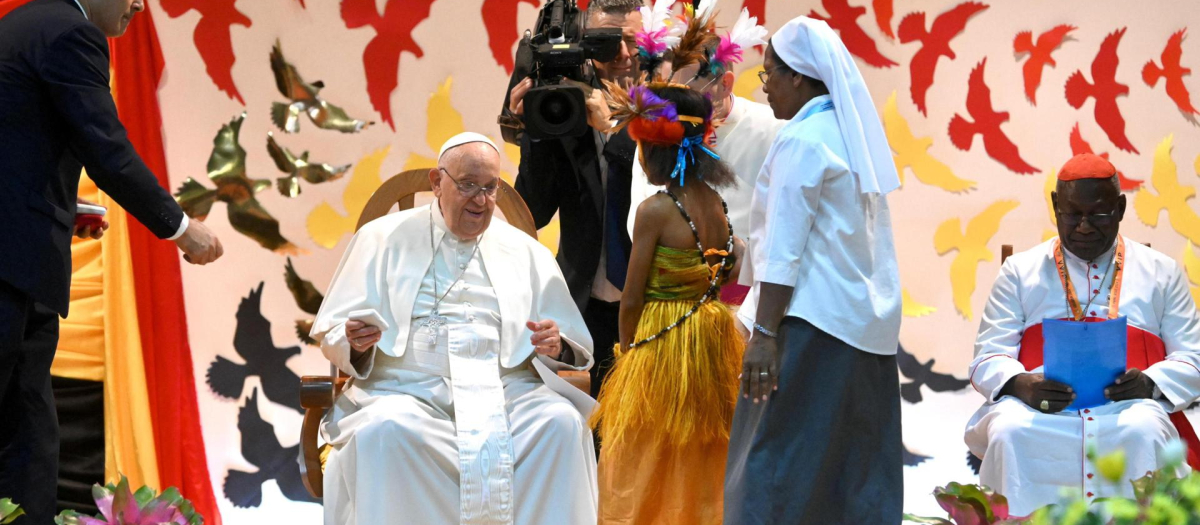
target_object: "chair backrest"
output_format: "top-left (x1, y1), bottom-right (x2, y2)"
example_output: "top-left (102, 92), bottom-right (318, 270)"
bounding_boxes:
top-left (355, 168), bottom-right (537, 238)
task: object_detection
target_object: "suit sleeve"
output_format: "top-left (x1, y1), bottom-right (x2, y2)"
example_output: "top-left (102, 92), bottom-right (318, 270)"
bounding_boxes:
top-left (514, 133), bottom-right (566, 229)
top-left (39, 23), bottom-right (184, 239)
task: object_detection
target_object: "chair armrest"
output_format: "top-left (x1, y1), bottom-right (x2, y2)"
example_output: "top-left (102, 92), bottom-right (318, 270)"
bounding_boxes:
top-left (557, 370), bottom-right (591, 394)
top-left (300, 375), bottom-right (335, 409)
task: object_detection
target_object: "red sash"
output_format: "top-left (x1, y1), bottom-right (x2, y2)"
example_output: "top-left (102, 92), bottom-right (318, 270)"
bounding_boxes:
top-left (1019, 320), bottom-right (1200, 469)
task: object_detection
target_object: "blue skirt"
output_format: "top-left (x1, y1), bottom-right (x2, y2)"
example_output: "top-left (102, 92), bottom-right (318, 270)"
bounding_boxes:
top-left (723, 316), bottom-right (904, 524)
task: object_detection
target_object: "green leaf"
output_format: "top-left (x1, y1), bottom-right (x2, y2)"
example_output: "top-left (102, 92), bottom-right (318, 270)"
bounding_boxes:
top-left (157, 486), bottom-right (184, 507)
top-left (1131, 472), bottom-right (1158, 501)
top-left (134, 485), bottom-right (157, 508)
top-left (0, 500), bottom-right (24, 525)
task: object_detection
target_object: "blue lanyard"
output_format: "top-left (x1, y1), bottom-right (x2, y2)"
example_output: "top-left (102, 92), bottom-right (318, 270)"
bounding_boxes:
top-left (800, 98), bottom-right (834, 121)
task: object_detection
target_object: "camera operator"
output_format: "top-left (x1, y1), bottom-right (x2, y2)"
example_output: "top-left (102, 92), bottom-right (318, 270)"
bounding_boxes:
top-left (508, 0), bottom-right (644, 397)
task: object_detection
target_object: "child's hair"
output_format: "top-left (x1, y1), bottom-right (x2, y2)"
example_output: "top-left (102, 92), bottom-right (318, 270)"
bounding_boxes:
top-left (637, 85), bottom-right (736, 189)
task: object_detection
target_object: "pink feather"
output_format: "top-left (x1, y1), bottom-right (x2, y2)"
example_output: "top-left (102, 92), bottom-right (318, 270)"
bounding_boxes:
top-left (713, 35), bottom-right (743, 67)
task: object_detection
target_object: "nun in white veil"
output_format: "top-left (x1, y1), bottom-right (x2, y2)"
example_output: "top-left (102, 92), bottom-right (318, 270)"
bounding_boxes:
top-left (724, 16), bottom-right (905, 525)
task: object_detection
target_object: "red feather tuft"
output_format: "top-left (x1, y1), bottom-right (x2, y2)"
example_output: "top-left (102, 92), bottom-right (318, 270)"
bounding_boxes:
top-left (629, 117), bottom-right (685, 146)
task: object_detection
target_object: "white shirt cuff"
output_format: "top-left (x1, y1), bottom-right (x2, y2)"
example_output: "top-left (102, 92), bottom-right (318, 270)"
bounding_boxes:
top-left (166, 214), bottom-right (189, 241)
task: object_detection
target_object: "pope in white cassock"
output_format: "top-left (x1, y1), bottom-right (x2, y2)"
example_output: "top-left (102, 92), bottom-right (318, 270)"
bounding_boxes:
top-left (966, 153), bottom-right (1200, 515)
top-left (310, 132), bottom-right (599, 525)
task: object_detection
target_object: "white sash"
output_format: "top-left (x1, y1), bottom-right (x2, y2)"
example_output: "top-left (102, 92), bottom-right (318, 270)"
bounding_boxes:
top-left (445, 323), bottom-right (515, 525)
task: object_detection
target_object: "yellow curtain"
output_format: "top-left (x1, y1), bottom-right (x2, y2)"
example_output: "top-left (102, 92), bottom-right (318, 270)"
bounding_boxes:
top-left (52, 173), bottom-right (161, 489)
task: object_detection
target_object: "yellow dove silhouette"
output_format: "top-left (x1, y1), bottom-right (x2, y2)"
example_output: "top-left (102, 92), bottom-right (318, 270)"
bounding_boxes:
top-left (306, 146), bottom-right (390, 249)
top-left (1183, 242), bottom-right (1200, 308)
top-left (401, 78), bottom-right (464, 170)
top-left (902, 288), bottom-right (937, 317)
top-left (1042, 168), bottom-right (1058, 241)
top-left (733, 65), bottom-right (765, 101)
top-left (1134, 135), bottom-right (1200, 244)
top-left (934, 200), bottom-right (1021, 319)
top-left (883, 92), bottom-right (976, 193)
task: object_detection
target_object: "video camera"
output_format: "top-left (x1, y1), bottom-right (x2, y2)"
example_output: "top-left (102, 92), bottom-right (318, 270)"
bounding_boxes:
top-left (499, 0), bottom-right (623, 144)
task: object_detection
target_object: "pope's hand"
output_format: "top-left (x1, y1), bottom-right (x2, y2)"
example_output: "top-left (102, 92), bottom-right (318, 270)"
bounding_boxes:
top-left (527, 319), bottom-right (562, 359)
top-left (346, 320), bottom-right (381, 353)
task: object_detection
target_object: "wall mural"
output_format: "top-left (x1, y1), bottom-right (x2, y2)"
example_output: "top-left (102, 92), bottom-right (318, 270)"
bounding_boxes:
top-left (132, 0), bottom-right (1200, 520)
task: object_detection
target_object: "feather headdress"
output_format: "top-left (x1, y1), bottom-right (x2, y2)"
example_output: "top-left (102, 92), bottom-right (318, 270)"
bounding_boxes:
top-left (713, 8), bottom-right (768, 69)
top-left (604, 80), bottom-right (710, 147)
top-left (670, 0), bottom-right (720, 76)
top-left (636, 0), bottom-right (684, 74)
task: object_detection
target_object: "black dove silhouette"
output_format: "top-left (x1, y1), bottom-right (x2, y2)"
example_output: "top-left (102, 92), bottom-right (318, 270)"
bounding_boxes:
top-left (206, 282), bottom-right (303, 413)
top-left (967, 450), bottom-right (983, 475)
top-left (284, 258), bottom-right (324, 346)
top-left (903, 442), bottom-right (933, 467)
top-left (897, 343), bottom-right (970, 403)
top-left (224, 388), bottom-right (319, 507)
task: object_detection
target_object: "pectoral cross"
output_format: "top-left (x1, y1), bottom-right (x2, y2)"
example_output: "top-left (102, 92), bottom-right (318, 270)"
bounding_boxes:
top-left (420, 311), bottom-right (448, 332)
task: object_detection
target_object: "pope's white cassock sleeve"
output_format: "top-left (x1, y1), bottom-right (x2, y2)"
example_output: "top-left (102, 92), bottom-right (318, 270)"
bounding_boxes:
top-left (965, 237), bottom-right (1200, 515)
top-left (309, 207), bottom-right (598, 525)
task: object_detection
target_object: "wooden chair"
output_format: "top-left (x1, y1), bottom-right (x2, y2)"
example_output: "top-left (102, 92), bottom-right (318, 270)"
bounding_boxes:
top-left (298, 168), bottom-right (590, 498)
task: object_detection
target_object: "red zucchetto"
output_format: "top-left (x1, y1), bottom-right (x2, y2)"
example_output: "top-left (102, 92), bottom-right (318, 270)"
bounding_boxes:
top-left (1058, 153), bottom-right (1117, 181)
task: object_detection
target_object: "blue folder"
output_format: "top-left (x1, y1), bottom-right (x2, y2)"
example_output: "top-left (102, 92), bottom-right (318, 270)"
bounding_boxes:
top-left (1042, 316), bottom-right (1128, 411)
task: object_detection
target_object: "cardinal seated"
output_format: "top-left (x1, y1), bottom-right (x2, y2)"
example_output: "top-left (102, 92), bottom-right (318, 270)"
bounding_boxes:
top-left (964, 154), bottom-right (1200, 516)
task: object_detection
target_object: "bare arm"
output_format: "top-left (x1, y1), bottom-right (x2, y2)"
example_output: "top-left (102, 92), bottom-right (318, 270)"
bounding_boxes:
top-left (618, 198), bottom-right (666, 350)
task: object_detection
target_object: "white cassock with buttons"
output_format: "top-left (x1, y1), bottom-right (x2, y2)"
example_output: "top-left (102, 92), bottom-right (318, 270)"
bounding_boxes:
top-left (310, 201), bottom-right (598, 525)
top-left (965, 236), bottom-right (1200, 515)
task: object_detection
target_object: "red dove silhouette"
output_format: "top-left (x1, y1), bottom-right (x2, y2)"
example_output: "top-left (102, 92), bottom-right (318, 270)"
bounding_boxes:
top-left (1013, 24), bottom-right (1075, 105)
top-left (1143, 29), bottom-right (1197, 116)
top-left (483, 0), bottom-right (539, 74)
top-left (0, 0), bottom-right (34, 20)
top-left (897, 2), bottom-right (988, 115)
top-left (742, 0), bottom-right (765, 24)
top-left (948, 58), bottom-right (1039, 175)
top-left (809, 0), bottom-right (898, 68)
top-left (159, 0), bottom-right (251, 105)
top-left (872, 0), bottom-right (894, 39)
top-left (1069, 123), bottom-right (1143, 191)
top-left (341, 0), bottom-right (439, 130)
top-left (1064, 28), bottom-right (1138, 153)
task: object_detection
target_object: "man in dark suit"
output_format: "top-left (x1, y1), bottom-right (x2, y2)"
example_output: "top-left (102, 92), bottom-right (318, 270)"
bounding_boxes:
top-left (0, 0), bottom-right (223, 521)
top-left (507, 0), bottom-right (643, 397)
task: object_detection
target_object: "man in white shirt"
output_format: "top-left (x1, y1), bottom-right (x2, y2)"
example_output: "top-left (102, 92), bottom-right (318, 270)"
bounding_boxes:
top-left (310, 133), bottom-right (598, 525)
top-left (627, 8), bottom-right (784, 307)
top-left (724, 16), bottom-right (904, 525)
top-left (965, 153), bottom-right (1200, 515)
